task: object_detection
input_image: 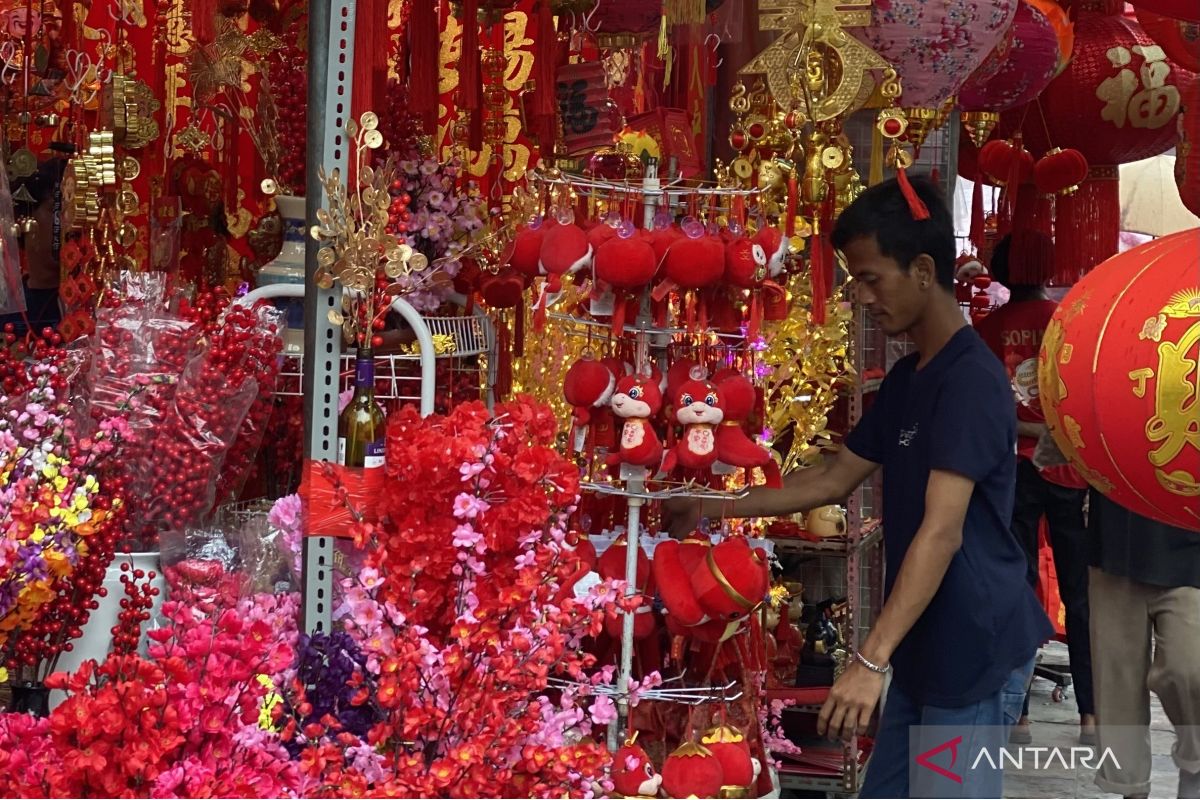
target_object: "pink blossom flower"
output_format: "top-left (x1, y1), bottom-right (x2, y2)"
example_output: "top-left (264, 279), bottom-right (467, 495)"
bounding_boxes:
top-left (452, 493), bottom-right (490, 520)
top-left (588, 695), bottom-right (617, 726)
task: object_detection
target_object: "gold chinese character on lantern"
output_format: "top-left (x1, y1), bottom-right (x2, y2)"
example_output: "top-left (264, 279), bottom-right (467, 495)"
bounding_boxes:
top-left (1140, 289), bottom-right (1200, 497)
top-left (1097, 44), bottom-right (1181, 131)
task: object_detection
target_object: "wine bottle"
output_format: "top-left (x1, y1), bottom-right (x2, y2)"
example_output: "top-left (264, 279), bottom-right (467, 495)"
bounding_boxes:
top-left (337, 348), bottom-right (386, 469)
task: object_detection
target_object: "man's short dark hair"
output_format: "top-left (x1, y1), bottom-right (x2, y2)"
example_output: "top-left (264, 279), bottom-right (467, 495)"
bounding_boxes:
top-left (831, 175), bottom-right (956, 289)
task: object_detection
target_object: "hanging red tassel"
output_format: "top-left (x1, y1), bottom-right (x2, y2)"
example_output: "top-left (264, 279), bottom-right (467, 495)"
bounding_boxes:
top-left (810, 236), bottom-right (827, 325)
top-left (352, 0), bottom-right (384, 121)
top-left (409, 0), bottom-right (440, 133)
top-left (460, 0), bottom-right (482, 149)
top-left (969, 178), bottom-right (985, 253)
top-left (533, 0), bottom-right (558, 149)
top-left (895, 169), bottom-right (930, 221)
top-left (192, 0), bottom-right (217, 43)
top-left (1053, 167), bottom-right (1120, 285)
top-left (62, 0), bottom-right (75, 52)
top-left (495, 314), bottom-right (513, 400)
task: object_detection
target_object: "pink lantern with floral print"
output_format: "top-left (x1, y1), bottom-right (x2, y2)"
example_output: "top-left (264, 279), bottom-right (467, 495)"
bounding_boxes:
top-left (960, 0), bottom-right (1071, 111)
top-left (852, 0), bottom-right (1018, 108)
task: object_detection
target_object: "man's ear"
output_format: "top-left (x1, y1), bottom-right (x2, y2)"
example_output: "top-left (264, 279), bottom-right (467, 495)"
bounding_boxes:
top-left (909, 253), bottom-right (937, 287)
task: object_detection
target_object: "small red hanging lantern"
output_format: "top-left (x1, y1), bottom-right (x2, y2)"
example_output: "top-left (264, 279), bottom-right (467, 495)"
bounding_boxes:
top-left (1034, 147), bottom-right (1089, 194)
top-left (1039, 229), bottom-right (1200, 532)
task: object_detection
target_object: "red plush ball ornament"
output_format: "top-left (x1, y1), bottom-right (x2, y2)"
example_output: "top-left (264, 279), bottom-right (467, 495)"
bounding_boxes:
top-left (539, 222), bottom-right (593, 287)
top-left (478, 269), bottom-right (526, 309)
top-left (1039, 228), bottom-right (1200, 532)
top-left (978, 138), bottom-right (1034, 186)
top-left (724, 237), bottom-right (768, 290)
top-left (664, 233), bottom-right (725, 289)
top-left (508, 221), bottom-right (553, 280)
top-left (564, 354), bottom-right (617, 426)
top-left (1034, 147), bottom-right (1089, 195)
top-left (595, 232), bottom-right (657, 289)
top-left (661, 741), bottom-right (726, 800)
top-left (701, 724), bottom-right (757, 791)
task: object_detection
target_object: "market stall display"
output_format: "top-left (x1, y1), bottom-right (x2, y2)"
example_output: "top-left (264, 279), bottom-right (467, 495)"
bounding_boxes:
top-left (0, 0), bottom-right (1196, 795)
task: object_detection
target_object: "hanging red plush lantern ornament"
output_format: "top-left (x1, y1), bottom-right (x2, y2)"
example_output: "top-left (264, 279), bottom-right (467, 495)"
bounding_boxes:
top-left (978, 137), bottom-right (1034, 185)
top-left (1034, 147), bottom-right (1090, 194)
top-left (594, 230), bottom-right (657, 336)
top-left (1039, 229), bottom-right (1200, 532)
top-left (1135, 7), bottom-right (1200, 72)
top-left (1177, 80), bottom-right (1200, 217)
top-left (998, 0), bottom-right (1195, 282)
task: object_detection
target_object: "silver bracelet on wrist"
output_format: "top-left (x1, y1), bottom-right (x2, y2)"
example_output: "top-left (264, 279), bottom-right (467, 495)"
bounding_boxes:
top-left (854, 650), bottom-right (891, 674)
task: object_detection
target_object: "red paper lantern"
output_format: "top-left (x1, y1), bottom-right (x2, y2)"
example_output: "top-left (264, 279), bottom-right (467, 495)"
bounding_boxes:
top-left (1039, 229), bottom-right (1200, 532)
top-left (998, 1), bottom-right (1195, 281)
top-left (959, 0), bottom-right (1063, 111)
top-left (1136, 7), bottom-right (1200, 72)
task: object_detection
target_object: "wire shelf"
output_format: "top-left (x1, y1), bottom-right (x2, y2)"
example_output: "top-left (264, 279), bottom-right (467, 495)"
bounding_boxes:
top-left (276, 314), bottom-right (493, 403)
top-left (581, 477), bottom-right (751, 502)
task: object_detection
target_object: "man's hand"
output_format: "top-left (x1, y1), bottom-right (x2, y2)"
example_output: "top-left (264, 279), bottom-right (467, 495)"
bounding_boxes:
top-left (817, 661), bottom-right (885, 741)
top-left (662, 496), bottom-right (703, 538)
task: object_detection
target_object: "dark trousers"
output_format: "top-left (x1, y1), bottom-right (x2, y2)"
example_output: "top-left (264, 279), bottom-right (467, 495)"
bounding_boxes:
top-left (1012, 459), bottom-right (1093, 716)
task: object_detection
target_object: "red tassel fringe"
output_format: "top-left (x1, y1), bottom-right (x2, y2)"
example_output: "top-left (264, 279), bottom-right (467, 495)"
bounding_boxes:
top-left (970, 178), bottom-right (985, 253)
top-left (409, 0), bottom-right (440, 133)
top-left (192, 0), bottom-right (217, 43)
top-left (534, 0), bottom-right (558, 149)
top-left (1053, 169), bottom-right (1120, 285)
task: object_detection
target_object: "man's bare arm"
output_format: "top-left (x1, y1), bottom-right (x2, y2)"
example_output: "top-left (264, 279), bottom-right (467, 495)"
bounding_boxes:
top-left (664, 447), bottom-right (878, 536)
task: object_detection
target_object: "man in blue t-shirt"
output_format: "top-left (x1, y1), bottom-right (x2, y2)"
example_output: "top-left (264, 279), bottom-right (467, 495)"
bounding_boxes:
top-left (665, 176), bottom-right (1052, 797)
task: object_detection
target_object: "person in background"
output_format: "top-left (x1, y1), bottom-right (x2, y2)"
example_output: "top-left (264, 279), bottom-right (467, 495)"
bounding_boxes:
top-left (0, 160), bottom-right (61, 334)
top-left (666, 177), bottom-right (1050, 798)
top-left (974, 232), bottom-right (1094, 746)
top-left (1087, 491), bottom-right (1200, 799)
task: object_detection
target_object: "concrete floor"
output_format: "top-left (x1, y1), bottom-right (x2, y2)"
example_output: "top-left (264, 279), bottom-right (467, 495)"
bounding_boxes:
top-left (1005, 641), bottom-right (1183, 799)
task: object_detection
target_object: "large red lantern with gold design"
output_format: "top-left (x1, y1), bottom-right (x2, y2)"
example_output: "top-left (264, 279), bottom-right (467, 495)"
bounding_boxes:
top-left (1039, 229), bottom-right (1200, 532)
top-left (998, 0), bottom-right (1195, 282)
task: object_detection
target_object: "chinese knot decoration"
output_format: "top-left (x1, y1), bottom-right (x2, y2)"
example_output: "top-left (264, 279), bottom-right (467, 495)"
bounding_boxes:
top-left (1039, 229), bottom-right (1200, 533)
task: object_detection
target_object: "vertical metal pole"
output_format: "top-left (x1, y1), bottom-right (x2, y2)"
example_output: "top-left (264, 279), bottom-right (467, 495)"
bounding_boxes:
top-left (610, 490), bottom-right (643, 752)
top-left (302, 0), bottom-right (356, 635)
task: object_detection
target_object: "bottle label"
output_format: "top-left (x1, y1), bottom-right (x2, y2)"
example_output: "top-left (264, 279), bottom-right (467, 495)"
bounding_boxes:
top-left (355, 356), bottom-right (375, 388)
top-left (337, 437), bottom-right (347, 465)
top-left (363, 440), bottom-right (385, 470)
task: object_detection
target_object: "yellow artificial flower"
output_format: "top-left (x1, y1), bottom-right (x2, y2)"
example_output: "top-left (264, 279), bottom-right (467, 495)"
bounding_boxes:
top-left (0, 666), bottom-right (9, 683)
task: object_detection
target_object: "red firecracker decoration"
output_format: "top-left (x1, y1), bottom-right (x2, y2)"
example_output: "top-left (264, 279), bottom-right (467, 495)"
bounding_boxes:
top-left (1039, 229), bottom-right (1200, 532)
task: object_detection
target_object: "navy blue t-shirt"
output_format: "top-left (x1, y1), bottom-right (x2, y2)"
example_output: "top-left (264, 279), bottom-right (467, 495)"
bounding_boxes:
top-left (845, 326), bottom-right (1053, 708)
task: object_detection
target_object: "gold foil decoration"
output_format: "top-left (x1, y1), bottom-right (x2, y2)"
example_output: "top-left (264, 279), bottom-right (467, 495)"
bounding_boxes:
top-left (740, 0), bottom-right (890, 123)
top-left (961, 110), bottom-right (1000, 150)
